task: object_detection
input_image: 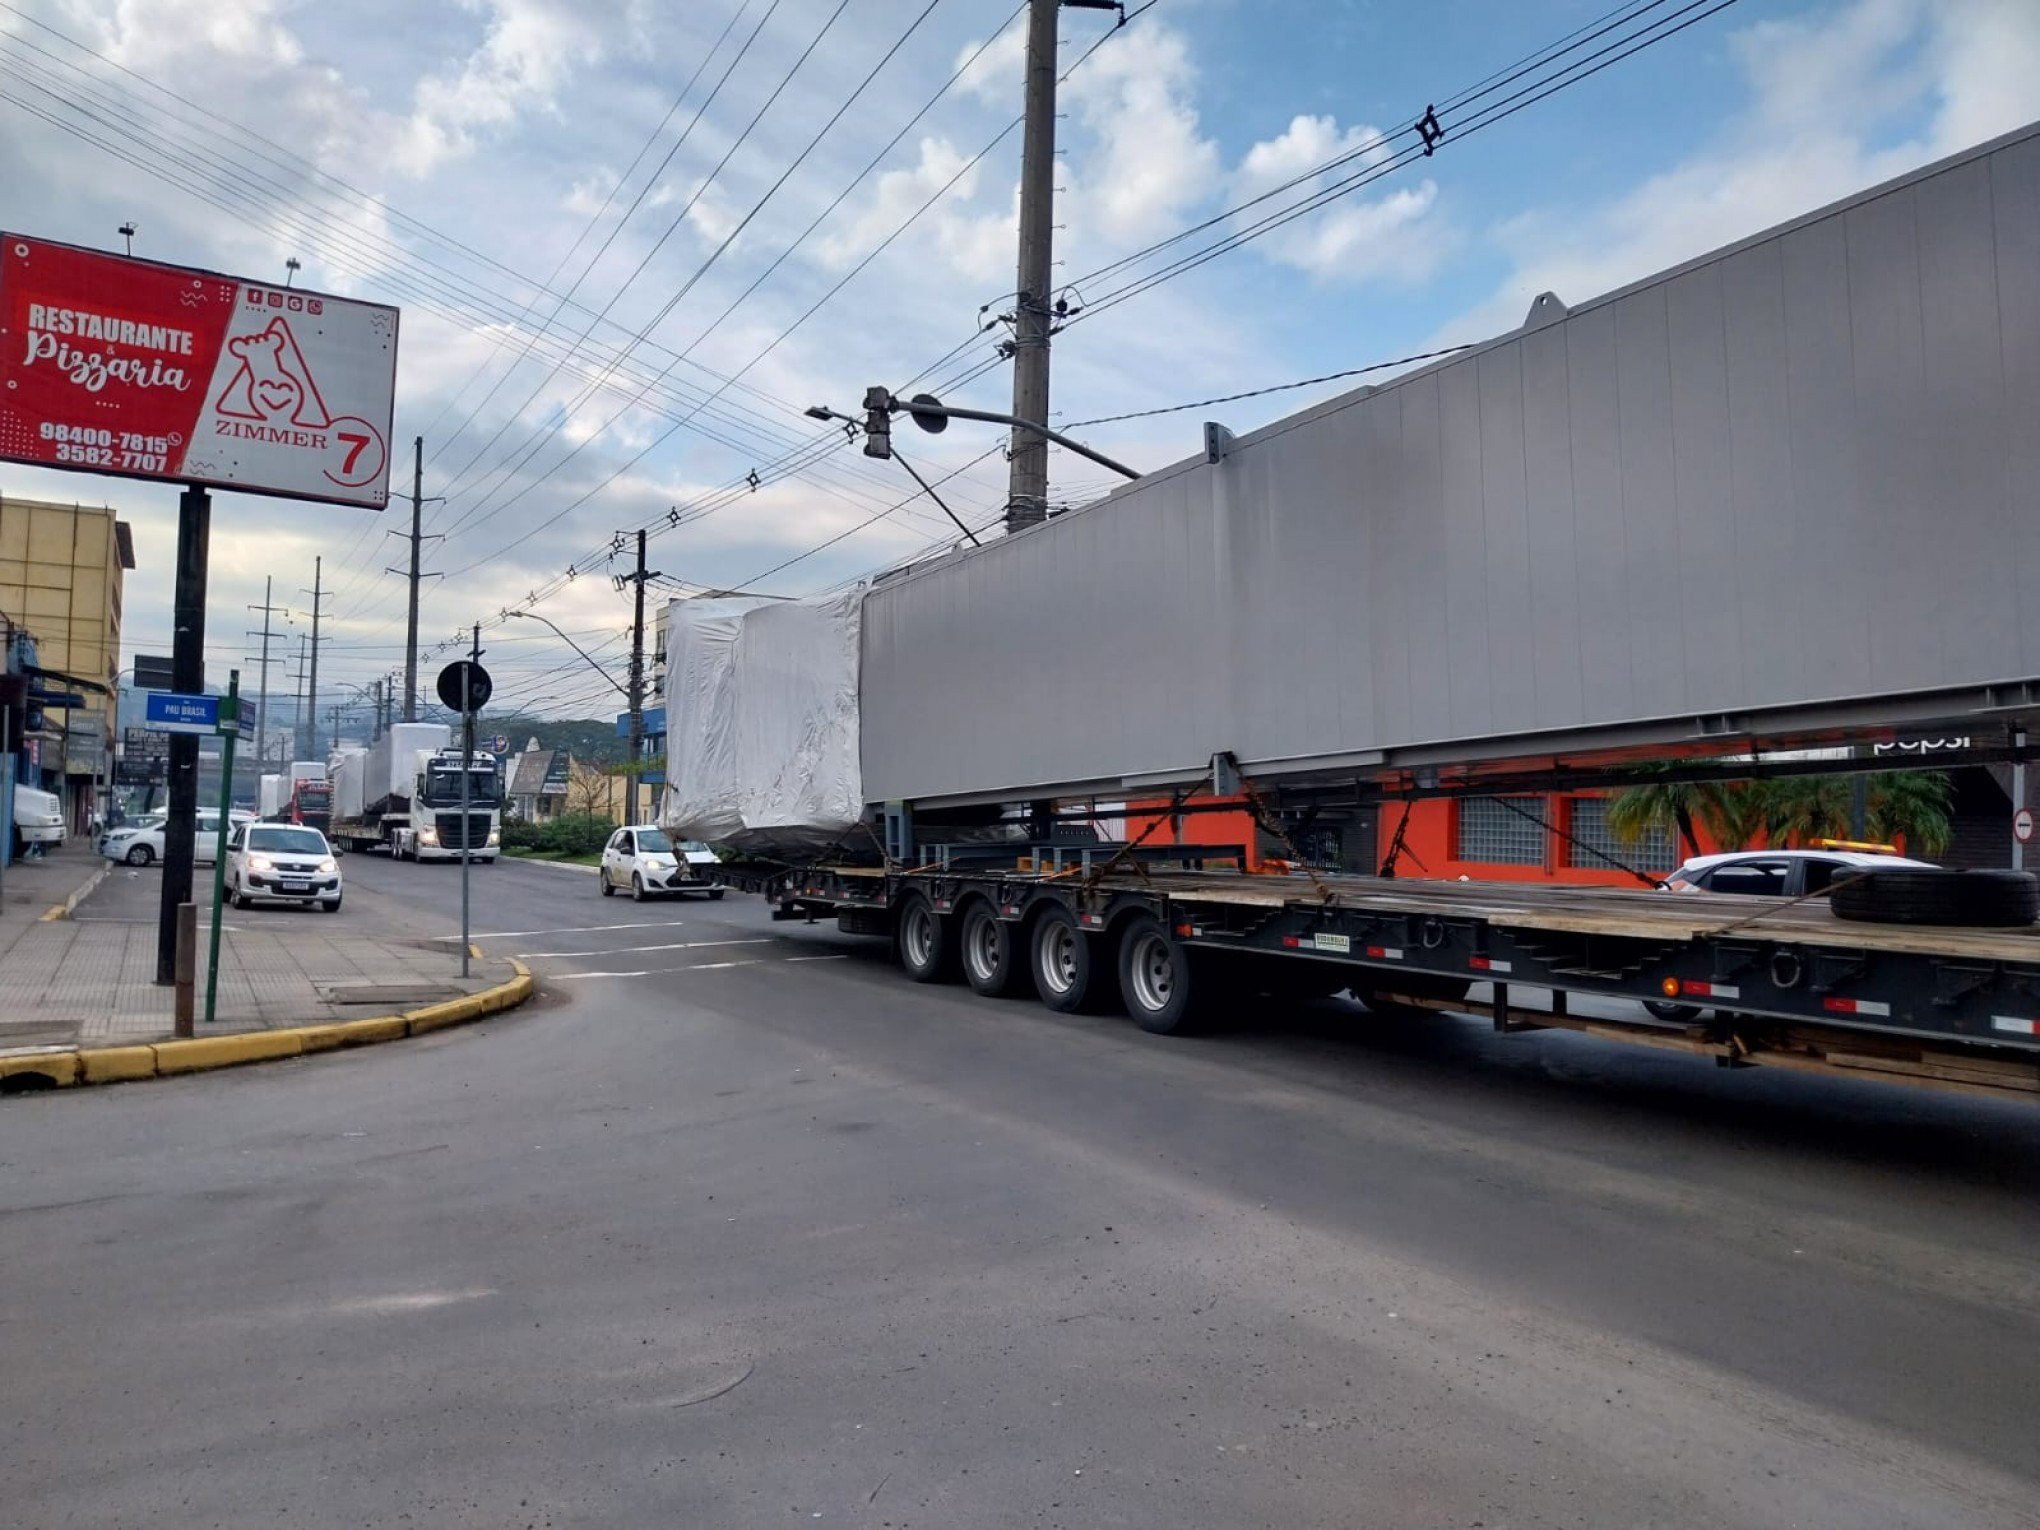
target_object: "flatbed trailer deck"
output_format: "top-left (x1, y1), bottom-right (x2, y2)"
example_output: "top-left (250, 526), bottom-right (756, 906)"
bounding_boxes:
top-left (744, 862), bottom-right (2040, 1103)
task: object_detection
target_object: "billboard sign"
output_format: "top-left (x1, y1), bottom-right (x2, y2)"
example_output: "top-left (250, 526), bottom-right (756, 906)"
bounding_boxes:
top-left (0, 235), bottom-right (398, 508)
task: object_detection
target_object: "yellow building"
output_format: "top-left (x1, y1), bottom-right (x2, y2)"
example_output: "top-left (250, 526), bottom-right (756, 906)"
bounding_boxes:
top-left (0, 494), bottom-right (135, 830)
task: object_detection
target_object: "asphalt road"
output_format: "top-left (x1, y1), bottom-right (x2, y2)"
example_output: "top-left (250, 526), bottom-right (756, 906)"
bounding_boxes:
top-left (3, 853), bottom-right (2036, 1528)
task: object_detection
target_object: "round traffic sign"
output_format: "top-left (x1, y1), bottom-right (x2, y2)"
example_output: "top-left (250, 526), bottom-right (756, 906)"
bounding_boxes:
top-left (436, 659), bottom-right (493, 714)
top-left (2016, 807), bottom-right (2035, 845)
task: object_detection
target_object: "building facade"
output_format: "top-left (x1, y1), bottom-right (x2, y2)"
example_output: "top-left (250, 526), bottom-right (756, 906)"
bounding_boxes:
top-left (0, 495), bottom-right (135, 833)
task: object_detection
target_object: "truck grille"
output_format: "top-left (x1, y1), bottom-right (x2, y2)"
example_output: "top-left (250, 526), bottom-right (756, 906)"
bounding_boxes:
top-left (434, 812), bottom-right (493, 850)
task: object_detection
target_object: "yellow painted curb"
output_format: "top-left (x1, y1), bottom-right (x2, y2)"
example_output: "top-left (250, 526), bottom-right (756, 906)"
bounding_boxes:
top-left (154, 1032), bottom-right (304, 1074)
top-left (81, 1046), bottom-right (158, 1084)
top-left (297, 1016), bottom-right (407, 1054)
top-left (0, 1050), bottom-right (79, 1087)
top-left (2, 959), bottom-right (533, 1093)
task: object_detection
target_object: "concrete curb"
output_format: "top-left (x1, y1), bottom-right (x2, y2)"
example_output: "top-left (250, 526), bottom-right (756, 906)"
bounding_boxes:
top-left (504, 856), bottom-right (602, 876)
top-left (0, 959), bottom-right (534, 1093)
top-left (39, 862), bottom-right (111, 922)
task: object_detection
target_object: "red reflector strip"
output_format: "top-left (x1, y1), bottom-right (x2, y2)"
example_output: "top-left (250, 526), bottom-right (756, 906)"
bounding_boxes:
top-left (1684, 981), bottom-right (1739, 1000)
top-left (1080, 913), bottom-right (1102, 927)
top-left (1003, 905), bottom-right (1020, 916)
top-left (1366, 945), bottom-right (1403, 959)
top-left (1281, 936), bottom-right (1302, 949)
top-left (1822, 997), bottom-right (1891, 1017)
top-left (1469, 956), bottom-right (1512, 973)
top-left (1991, 1016), bottom-right (2039, 1036)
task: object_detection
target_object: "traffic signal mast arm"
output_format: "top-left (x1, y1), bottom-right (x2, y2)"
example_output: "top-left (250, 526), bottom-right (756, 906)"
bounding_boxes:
top-left (812, 391), bottom-right (1141, 482)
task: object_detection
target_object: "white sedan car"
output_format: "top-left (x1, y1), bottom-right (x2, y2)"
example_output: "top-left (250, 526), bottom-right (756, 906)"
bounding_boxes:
top-left (225, 822), bottom-right (343, 911)
top-left (99, 810), bottom-right (253, 866)
top-left (599, 826), bottom-right (726, 902)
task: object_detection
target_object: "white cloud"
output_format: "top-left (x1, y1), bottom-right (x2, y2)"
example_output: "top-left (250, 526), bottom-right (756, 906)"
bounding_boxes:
top-left (1443, 0), bottom-right (2040, 340)
top-left (394, 0), bottom-right (608, 177)
top-left (1059, 22), bottom-right (1219, 249)
top-left (1231, 114), bottom-right (1446, 283)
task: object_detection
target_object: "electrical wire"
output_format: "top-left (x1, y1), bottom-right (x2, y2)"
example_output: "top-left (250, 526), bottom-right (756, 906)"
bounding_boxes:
top-left (1061, 344), bottom-right (1476, 427)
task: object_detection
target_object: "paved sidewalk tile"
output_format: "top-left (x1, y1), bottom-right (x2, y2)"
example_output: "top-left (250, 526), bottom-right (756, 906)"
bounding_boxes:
top-left (0, 860), bottom-right (514, 1052)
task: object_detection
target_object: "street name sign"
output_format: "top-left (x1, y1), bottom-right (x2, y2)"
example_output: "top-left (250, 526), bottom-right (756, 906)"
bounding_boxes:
top-left (143, 690), bottom-right (219, 735)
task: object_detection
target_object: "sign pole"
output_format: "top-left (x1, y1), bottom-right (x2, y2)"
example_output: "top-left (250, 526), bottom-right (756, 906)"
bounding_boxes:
top-left (157, 484), bottom-right (210, 984)
top-left (460, 625), bottom-right (475, 979)
top-left (203, 670), bottom-right (240, 1026)
top-left (2014, 728), bottom-right (2028, 873)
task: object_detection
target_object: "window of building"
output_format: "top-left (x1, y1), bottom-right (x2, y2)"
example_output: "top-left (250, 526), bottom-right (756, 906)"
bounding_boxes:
top-left (1568, 796), bottom-right (1678, 873)
top-left (1454, 796), bottom-right (1548, 865)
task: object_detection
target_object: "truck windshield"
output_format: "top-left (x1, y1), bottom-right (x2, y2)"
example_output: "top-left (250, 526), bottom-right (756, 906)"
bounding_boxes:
top-left (424, 766), bottom-right (501, 806)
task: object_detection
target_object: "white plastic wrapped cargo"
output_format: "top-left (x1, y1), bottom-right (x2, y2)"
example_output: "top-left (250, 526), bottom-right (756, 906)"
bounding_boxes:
top-left (289, 759), bottom-right (327, 784)
top-left (329, 748), bottom-right (369, 821)
top-left (258, 774), bottom-right (285, 817)
top-left (363, 722), bottom-right (450, 807)
top-left (662, 592), bottom-right (864, 855)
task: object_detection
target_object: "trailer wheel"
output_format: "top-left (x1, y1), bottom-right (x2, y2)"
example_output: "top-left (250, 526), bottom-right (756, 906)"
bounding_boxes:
top-left (1831, 868), bottom-right (2038, 927)
top-left (1031, 907), bottom-right (1102, 1013)
top-left (896, 892), bottom-right (958, 984)
top-left (1643, 999), bottom-right (1703, 1022)
top-left (960, 901), bottom-right (1027, 998)
top-left (1117, 915), bottom-right (1209, 1035)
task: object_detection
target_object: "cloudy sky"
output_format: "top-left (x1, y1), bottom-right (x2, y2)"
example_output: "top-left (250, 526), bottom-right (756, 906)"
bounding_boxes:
top-left (2, 0), bottom-right (2037, 726)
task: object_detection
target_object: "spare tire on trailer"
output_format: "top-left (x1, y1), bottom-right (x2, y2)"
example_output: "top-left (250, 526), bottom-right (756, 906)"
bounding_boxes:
top-left (1830, 868), bottom-right (2038, 927)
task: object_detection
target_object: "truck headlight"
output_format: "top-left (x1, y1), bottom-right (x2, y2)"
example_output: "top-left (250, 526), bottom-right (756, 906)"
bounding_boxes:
top-left (418, 828), bottom-right (439, 846)
top-left (487, 829), bottom-right (500, 846)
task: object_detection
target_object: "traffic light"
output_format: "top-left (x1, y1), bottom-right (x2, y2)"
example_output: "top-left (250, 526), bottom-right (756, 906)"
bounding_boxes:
top-left (862, 386), bottom-right (893, 459)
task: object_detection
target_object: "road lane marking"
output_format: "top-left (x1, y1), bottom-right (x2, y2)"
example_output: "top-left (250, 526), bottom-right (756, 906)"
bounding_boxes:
top-left (435, 919), bottom-right (692, 941)
top-left (548, 954), bottom-right (850, 980)
top-left (518, 938), bottom-right (771, 959)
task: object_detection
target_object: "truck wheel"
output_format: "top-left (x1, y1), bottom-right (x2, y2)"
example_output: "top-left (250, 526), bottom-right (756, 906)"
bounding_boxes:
top-left (1643, 999), bottom-right (1703, 1022)
top-left (1031, 907), bottom-right (1103, 1013)
top-left (1831, 868), bottom-right (2038, 927)
top-left (896, 892), bottom-right (957, 983)
top-left (1117, 915), bottom-right (1209, 1035)
top-left (959, 901), bottom-right (1027, 997)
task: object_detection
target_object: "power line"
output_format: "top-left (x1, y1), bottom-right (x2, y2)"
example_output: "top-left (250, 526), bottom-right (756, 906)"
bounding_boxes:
top-left (1062, 344), bottom-right (1476, 428)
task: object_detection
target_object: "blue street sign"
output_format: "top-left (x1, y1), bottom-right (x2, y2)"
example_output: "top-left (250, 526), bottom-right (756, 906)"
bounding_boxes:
top-left (144, 690), bottom-right (220, 735)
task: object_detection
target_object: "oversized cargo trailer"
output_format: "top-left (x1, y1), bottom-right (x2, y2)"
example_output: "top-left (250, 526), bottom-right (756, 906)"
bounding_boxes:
top-left (329, 723), bottom-right (502, 860)
top-left (679, 126), bottom-right (2040, 1107)
top-left (860, 123), bottom-right (2040, 807)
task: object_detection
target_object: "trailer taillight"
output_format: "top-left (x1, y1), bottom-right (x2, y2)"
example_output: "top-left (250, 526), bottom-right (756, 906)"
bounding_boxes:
top-left (1661, 978), bottom-right (1682, 998)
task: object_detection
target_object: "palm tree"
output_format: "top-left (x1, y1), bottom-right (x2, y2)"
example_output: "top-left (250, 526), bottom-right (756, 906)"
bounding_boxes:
top-left (1606, 768), bottom-right (1712, 857)
top-left (1762, 775), bottom-right (1854, 848)
top-left (1867, 770), bottom-right (1954, 857)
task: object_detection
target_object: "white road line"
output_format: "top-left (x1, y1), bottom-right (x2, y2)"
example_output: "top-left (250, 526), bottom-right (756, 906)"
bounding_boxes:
top-left (438, 920), bottom-right (691, 941)
top-left (520, 939), bottom-right (771, 959)
top-left (547, 954), bottom-right (850, 980)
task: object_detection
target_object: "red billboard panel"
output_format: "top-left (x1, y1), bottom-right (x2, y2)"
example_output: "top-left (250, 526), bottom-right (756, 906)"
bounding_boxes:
top-left (0, 234), bottom-right (399, 508)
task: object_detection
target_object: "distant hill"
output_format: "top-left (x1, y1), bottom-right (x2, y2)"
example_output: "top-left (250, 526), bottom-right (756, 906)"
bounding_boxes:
top-left (483, 715), bottom-right (629, 768)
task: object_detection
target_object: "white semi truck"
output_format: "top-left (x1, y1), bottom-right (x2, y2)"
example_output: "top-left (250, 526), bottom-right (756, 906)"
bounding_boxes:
top-left (329, 722), bottom-right (502, 862)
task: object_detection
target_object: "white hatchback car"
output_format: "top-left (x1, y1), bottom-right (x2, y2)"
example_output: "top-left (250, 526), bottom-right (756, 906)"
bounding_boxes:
top-left (225, 822), bottom-right (343, 911)
top-left (599, 826), bottom-right (725, 902)
top-left (99, 810), bottom-right (254, 866)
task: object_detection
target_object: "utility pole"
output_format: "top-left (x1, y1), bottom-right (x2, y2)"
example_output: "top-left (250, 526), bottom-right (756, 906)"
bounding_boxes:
top-left (291, 634), bottom-right (307, 765)
top-left (622, 528), bottom-right (660, 826)
top-left (246, 576), bottom-right (286, 772)
top-left (329, 702), bottom-right (344, 753)
top-left (1004, 0), bottom-right (1116, 533)
top-left (404, 436), bottom-right (424, 721)
top-left (301, 556), bottom-right (326, 759)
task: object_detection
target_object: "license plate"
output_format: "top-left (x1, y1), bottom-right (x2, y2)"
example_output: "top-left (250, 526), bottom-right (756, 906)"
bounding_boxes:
top-left (281, 881), bottom-right (311, 894)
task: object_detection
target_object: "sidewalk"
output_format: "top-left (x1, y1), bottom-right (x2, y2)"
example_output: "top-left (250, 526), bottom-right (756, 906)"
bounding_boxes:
top-left (0, 843), bottom-right (517, 1054)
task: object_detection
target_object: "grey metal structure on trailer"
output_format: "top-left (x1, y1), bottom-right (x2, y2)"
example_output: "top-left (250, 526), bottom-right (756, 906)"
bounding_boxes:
top-left (862, 124), bottom-right (2040, 810)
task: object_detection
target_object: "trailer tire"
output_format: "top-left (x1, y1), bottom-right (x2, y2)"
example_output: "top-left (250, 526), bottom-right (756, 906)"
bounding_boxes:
top-left (1117, 915), bottom-right (1209, 1036)
top-left (1031, 906), bottom-right (1103, 1013)
top-left (896, 892), bottom-right (958, 984)
top-left (1831, 868), bottom-right (2038, 927)
top-left (1643, 999), bottom-right (1704, 1022)
top-left (959, 901), bottom-right (1027, 998)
